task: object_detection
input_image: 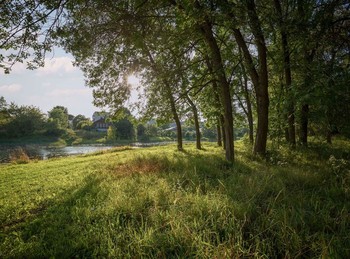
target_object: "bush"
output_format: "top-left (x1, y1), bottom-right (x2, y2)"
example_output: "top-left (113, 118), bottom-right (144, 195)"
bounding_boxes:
top-left (9, 148), bottom-right (30, 164)
top-left (106, 126), bottom-right (116, 143)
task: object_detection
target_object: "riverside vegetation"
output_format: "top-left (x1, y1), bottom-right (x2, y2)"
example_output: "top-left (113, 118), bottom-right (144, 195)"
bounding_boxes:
top-left (0, 139), bottom-right (349, 258)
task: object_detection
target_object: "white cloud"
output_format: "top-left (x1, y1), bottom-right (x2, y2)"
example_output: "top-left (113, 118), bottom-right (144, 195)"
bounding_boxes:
top-left (0, 83), bottom-right (22, 93)
top-left (46, 88), bottom-right (90, 97)
top-left (36, 57), bottom-right (77, 76)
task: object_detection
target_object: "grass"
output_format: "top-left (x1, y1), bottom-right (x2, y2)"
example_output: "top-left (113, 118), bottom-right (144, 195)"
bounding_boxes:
top-left (0, 140), bottom-right (349, 258)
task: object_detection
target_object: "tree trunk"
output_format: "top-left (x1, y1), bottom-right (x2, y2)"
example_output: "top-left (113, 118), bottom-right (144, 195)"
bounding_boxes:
top-left (206, 55), bottom-right (225, 149)
top-left (229, 9), bottom-right (268, 155)
top-left (186, 95), bottom-right (201, 149)
top-left (217, 118), bottom-right (222, 147)
top-left (300, 104), bottom-right (308, 146)
top-left (143, 44), bottom-right (183, 151)
top-left (274, 0), bottom-right (296, 148)
top-left (200, 19), bottom-right (234, 162)
top-left (246, 0), bottom-right (269, 156)
top-left (220, 115), bottom-right (226, 150)
top-left (240, 59), bottom-right (254, 144)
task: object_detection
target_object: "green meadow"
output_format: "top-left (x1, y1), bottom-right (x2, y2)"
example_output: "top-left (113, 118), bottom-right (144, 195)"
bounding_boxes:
top-left (1, 140), bottom-right (349, 258)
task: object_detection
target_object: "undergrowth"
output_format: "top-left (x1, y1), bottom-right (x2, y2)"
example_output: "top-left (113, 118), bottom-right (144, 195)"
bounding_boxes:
top-left (0, 140), bottom-right (349, 258)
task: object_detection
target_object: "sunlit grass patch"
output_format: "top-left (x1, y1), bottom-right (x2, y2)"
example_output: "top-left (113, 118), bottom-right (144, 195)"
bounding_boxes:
top-left (0, 140), bottom-right (349, 258)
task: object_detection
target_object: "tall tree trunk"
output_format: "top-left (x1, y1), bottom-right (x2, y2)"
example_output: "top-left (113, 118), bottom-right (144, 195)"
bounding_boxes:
top-left (200, 19), bottom-right (234, 162)
top-left (300, 104), bottom-right (309, 146)
top-left (216, 119), bottom-right (222, 147)
top-left (246, 0), bottom-right (269, 156)
top-left (239, 57), bottom-right (254, 144)
top-left (220, 115), bottom-right (226, 150)
top-left (186, 95), bottom-right (201, 149)
top-left (228, 4), bottom-right (268, 155)
top-left (274, 0), bottom-right (296, 148)
top-left (143, 45), bottom-right (183, 150)
top-left (168, 90), bottom-right (183, 151)
top-left (205, 54), bottom-right (225, 149)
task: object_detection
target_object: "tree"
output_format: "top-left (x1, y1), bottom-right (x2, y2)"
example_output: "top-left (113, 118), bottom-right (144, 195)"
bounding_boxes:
top-left (0, 0), bottom-right (68, 73)
top-left (4, 103), bottom-right (46, 137)
top-left (106, 126), bottom-right (116, 143)
top-left (48, 106), bottom-right (68, 129)
top-left (73, 114), bottom-right (88, 129)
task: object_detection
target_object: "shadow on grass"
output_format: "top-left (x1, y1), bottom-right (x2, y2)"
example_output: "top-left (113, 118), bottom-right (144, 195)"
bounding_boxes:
top-left (1, 174), bottom-right (106, 258)
top-left (2, 145), bottom-right (349, 258)
top-left (116, 149), bottom-right (350, 258)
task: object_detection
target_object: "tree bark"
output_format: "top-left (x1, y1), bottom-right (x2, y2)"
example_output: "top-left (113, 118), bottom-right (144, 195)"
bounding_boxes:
top-left (246, 0), bottom-right (269, 156)
top-left (200, 19), bottom-right (234, 162)
top-left (186, 95), bottom-right (201, 149)
top-left (220, 115), bottom-right (226, 150)
top-left (216, 119), bottom-right (222, 147)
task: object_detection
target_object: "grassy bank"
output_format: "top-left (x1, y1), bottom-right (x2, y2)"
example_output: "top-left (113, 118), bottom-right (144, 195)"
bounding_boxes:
top-left (0, 140), bottom-right (349, 258)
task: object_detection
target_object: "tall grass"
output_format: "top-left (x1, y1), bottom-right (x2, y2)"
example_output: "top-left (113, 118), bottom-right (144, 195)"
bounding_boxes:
top-left (0, 140), bottom-right (349, 258)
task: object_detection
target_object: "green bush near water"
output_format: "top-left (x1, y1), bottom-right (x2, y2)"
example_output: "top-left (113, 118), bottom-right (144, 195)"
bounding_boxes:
top-left (0, 140), bottom-right (349, 258)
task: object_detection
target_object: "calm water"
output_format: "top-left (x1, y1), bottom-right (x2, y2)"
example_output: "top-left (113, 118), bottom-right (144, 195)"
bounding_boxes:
top-left (0, 142), bottom-right (174, 163)
top-left (0, 145), bottom-right (114, 163)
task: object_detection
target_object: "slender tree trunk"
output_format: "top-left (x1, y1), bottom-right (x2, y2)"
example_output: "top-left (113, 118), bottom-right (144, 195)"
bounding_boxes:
top-left (240, 60), bottom-right (254, 144)
top-left (170, 96), bottom-right (183, 150)
top-left (200, 19), bottom-right (234, 162)
top-left (206, 55), bottom-right (225, 149)
top-left (274, 0), bottom-right (296, 148)
top-left (246, 0), bottom-right (269, 156)
top-left (300, 104), bottom-right (309, 146)
top-left (229, 12), bottom-right (268, 155)
top-left (186, 95), bottom-right (201, 149)
top-left (217, 118), bottom-right (222, 147)
top-left (143, 45), bottom-right (183, 150)
top-left (220, 115), bottom-right (226, 150)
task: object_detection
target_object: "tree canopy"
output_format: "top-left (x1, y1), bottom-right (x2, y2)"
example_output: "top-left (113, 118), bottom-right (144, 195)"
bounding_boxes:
top-left (1, 0), bottom-right (349, 162)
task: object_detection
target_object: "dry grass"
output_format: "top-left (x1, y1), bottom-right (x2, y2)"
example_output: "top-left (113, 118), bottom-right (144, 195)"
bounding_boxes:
top-left (113, 155), bottom-right (170, 176)
top-left (9, 147), bottom-right (30, 164)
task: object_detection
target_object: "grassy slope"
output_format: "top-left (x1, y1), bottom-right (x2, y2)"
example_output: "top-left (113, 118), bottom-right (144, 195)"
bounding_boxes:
top-left (0, 140), bottom-right (349, 258)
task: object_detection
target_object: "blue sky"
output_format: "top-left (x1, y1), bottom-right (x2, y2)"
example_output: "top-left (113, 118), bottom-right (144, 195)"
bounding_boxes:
top-left (1, 47), bottom-right (141, 119)
top-left (1, 48), bottom-right (99, 119)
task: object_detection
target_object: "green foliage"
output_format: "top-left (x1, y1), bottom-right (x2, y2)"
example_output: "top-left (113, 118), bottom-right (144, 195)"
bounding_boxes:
top-left (48, 106), bottom-right (69, 129)
top-left (72, 114), bottom-right (88, 129)
top-left (2, 103), bottom-right (46, 138)
top-left (114, 118), bottom-right (135, 141)
top-left (106, 126), bottom-right (116, 143)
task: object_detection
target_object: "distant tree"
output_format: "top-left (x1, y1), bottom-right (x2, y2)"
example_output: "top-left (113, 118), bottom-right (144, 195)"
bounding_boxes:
top-left (0, 97), bottom-right (10, 133)
top-left (5, 104), bottom-right (46, 137)
top-left (77, 119), bottom-right (93, 130)
top-left (106, 126), bottom-right (116, 143)
top-left (48, 106), bottom-right (69, 129)
top-left (137, 124), bottom-right (148, 141)
top-left (114, 118), bottom-right (135, 140)
top-left (73, 114), bottom-right (88, 129)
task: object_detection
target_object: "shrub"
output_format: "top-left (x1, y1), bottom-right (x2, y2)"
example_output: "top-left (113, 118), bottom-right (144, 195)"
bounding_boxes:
top-left (9, 148), bottom-right (30, 164)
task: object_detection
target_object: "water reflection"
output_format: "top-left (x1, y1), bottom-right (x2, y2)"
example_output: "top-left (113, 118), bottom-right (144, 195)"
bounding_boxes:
top-left (0, 145), bottom-right (114, 163)
top-left (0, 142), bottom-right (175, 163)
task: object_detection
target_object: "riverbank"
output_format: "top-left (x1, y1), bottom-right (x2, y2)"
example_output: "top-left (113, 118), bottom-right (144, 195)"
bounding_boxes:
top-left (1, 140), bottom-right (349, 257)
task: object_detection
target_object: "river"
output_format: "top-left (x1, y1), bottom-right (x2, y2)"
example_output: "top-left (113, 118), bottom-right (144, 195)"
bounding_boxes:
top-left (0, 142), bottom-right (175, 163)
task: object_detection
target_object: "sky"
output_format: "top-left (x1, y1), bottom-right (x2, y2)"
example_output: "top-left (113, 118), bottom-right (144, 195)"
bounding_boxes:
top-left (1, 47), bottom-right (141, 119)
top-left (1, 48), bottom-right (105, 119)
